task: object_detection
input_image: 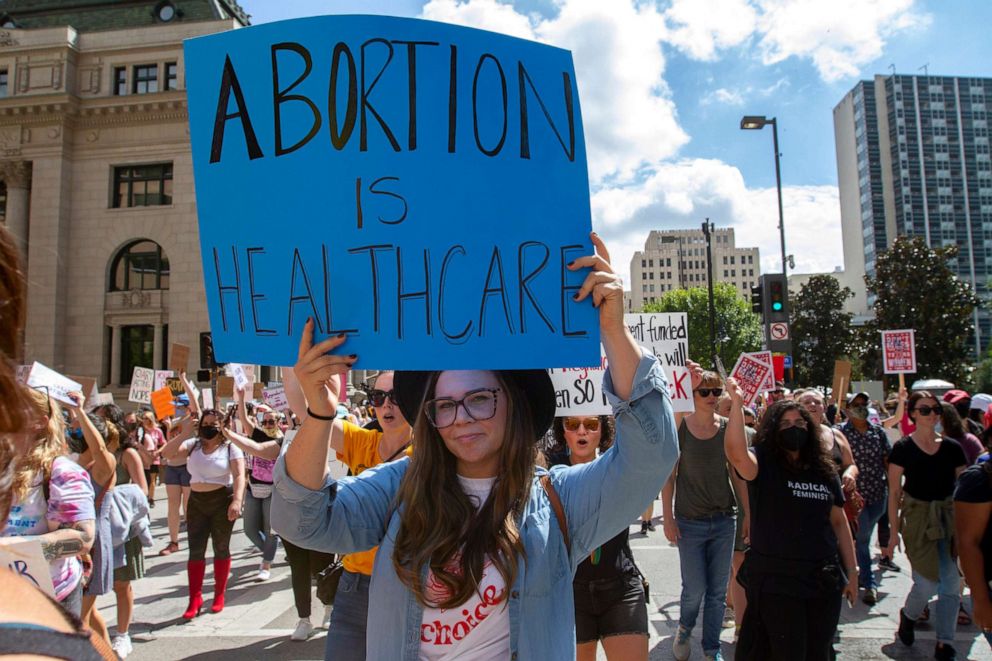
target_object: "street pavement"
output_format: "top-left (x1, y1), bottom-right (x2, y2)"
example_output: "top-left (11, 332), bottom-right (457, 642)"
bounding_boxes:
top-left (104, 499), bottom-right (992, 660)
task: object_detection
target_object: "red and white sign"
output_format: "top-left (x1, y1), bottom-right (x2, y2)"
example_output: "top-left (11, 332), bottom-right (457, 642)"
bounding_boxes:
top-left (748, 350), bottom-right (776, 392)
top-left (882, 329), bottom-right (916, 374)
top-left (770, 322), bottom-right (790, 340)
top-left (731, 352), bottom-right (774, 406)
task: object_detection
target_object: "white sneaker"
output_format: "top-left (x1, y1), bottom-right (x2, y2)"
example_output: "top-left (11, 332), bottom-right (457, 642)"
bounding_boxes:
top-left (673, 625), bottom-right (691, 661)
top-left (290, 618), bottom-right (313, 641)
top-left (256, 564), bottom-right (271, 582)
top-left (320, 604), bottom-right (333, 629)
top-left (111, 632), bottom-right (132, 658)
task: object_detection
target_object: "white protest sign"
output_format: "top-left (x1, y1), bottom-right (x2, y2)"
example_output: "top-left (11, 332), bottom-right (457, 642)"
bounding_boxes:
top-left (262, 385), bottom-right (290, 412)
top-left (89, 392), bottom-right (115, 408)
top-left (153, 370), bottom-right (174, 392)
top-left (25, 362), bottom-right (82, 406)
top-left (128, 366), bottom-right (155, 404)
top-left (748, 350), bottom-right (775, 392)
top-left (549, 313), bottom-right (693, 416)
top-left (881, 329), bottom-right (916, 374)
top-left (202, 388), bottom-right (215, 410)
top-left (731, 353), bottom-right (773, 407)
top-left (229, 364), bottom-right (251, 392)
top-left (0, 537), bottom-right (55, 597)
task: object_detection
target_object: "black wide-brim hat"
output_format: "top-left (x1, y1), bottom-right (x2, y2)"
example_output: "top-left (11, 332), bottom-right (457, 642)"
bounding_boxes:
top-left (393, 369), bottom-right (556, 440)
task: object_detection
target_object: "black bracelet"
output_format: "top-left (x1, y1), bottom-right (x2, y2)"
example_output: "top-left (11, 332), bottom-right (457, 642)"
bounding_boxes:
top-left (306, 406), bottom-right (336, 421)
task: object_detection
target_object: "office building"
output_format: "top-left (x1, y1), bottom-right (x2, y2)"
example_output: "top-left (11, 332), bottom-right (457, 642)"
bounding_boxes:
top-left (628, 228), bottom-right (760, 310)
top-left (835, 73), bottom-right (992, 353)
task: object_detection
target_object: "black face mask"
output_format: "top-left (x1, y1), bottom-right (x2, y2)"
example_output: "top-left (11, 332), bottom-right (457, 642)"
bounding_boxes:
top-left (780, 427), bottom-right (808, 452)
top-left (200, 426), bottom-right (221, 440)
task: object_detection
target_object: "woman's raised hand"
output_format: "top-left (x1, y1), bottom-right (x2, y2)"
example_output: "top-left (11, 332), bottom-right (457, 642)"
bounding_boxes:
top-left (567, 232), bottom-right (624, 334)
top-left (294, 318), bottom-right (354, 418)
top-left (726, 378), bottom-right (744, 405)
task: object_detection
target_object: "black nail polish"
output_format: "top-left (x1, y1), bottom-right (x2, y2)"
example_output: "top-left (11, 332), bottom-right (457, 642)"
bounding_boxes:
top-left (572, 293), bottom-right (580, 300)
top-left (567, 260), bottom-right (575, 267)
top-left (349, 354), bottom-right (358, 359)
top-left (337, 333), bottom-right (346, 339)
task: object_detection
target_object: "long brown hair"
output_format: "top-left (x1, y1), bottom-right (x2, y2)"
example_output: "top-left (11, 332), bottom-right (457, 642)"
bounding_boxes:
top-left (392, 371), bottom-right (534, 609)
top-left (0, 225), bottom-right (27, 434)
top-left (754, 400), bottom-right (837, 479)
top-left (12, 388), bottom-right (68, 501)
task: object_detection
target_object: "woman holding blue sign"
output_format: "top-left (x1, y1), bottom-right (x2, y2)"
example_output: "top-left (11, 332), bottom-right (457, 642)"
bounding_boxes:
top-left (273, 234), bottom-right (679, 660)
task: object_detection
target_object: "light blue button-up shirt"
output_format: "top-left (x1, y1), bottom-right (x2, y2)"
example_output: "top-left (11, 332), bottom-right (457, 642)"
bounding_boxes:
top-left (271, 351), bottom-right (678, 660)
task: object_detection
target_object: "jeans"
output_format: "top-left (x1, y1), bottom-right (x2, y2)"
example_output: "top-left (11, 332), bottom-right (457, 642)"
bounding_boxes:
top-left (325, 570), bottom-right (372, 661)
top-left (283, 537), bottom-right (335, 619)
top-left (676, 513), bottom-right (736, 654)
top-left (855, 497), bottom-right (886, 590)
top-left (903, 539), bottom-right (959, 645)
top-left (243, 490), bottom-right (278, 563)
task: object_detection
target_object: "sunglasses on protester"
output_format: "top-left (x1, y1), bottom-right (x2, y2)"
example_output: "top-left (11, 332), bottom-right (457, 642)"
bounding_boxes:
top-left (261, 418), bottom-right (277, 426)
top-left (425, 388), bottom-right (501, 429)
top-left (912, 405), bottom-right (942, 416)
top-left (368, 389), bottom-right (398, 407)
top-left (563, 417), bottom-right (601, 432)
top-left (694, 388), bottom-right (723, 398)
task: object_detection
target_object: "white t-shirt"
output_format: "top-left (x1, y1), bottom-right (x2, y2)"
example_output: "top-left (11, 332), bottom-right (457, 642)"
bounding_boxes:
top-left (419, 476), bottom-right (510, 661)
top-left (182, 439), bottom-right (244, 486)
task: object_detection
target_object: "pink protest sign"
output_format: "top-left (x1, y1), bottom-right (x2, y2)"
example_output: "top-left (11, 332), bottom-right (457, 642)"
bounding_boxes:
top-left (881, 330), bottom-right (916, 374)
top-left (731, 353), bottom-right (773, 407)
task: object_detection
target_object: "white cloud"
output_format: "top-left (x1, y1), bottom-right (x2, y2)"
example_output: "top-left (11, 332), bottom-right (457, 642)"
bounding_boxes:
top-left (754, 0), bottom-right (931, 82)
top-left (590, 159), bottom-right (843, 286)
top-left (421, 1), bottom-right (849, 286)
top-left (421, 0), bottom-right (687, 181)
top-left (663, 0), bottom-right (757, 61)
top-left (702, 87), bottom-right (746, 106)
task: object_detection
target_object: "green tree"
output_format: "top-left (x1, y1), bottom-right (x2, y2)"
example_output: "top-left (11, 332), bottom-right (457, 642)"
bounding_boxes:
top-left (790, 275), bottom-right (855, 387)
top-left (643, 283), bottom-right (763, 369)
top-left (864, 236), bottom-right (982, 383)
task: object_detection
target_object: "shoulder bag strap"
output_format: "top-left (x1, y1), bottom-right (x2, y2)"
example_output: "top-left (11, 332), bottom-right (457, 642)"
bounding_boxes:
top-left (540, 474), bottom-right (570, 555)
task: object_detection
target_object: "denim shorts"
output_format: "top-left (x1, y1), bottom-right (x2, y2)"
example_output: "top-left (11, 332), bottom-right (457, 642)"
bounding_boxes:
top-left (163, 463), bottom-right (191, 487)
top-left (573, 572), bottom-right (648, 643)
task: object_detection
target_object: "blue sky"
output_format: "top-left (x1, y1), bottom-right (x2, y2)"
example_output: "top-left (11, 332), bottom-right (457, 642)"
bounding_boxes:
top-left (239, 0), bottom-right (992, 282)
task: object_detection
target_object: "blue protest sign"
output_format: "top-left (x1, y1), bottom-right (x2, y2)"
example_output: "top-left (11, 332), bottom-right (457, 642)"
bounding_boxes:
top-left (185, 15), bottom-right (597, 369)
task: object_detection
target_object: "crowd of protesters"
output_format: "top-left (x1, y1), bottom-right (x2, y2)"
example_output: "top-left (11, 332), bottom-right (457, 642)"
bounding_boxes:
top-left (5, 221), bottom-right (992, 661)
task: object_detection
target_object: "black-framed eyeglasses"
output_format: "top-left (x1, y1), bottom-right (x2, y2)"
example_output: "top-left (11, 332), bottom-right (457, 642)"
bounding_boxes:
top-left (31, 385), bottom-right (53, 420)
top-left (694, 388), bottom-right (723, 398)
top-left (769, 389), bottom-right (785, 395)
top-left (368, 389), bottom-right (398, 407)
top-left (261, 418), bottom-right (277, 426)
top-left (424, 388), bottom-right (502, 429)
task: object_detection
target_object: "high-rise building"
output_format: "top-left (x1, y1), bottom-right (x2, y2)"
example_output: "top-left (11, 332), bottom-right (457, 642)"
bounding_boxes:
top-left (835, 73), bottom-right (992, 354)
top-left (628, 228), bottom-right (760, 311)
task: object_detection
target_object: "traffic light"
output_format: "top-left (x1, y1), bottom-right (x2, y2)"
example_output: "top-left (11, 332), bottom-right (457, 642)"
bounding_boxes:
top-left (750, 285), bottom-right (764, 315)
top-left (200, 332), bottom-right (224, 369)
top-left (763, 273), bottom-right (789, 322)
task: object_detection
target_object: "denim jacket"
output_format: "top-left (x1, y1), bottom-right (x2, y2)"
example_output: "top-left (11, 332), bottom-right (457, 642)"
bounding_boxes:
top-left (271, 351), bottom-right (678, 660)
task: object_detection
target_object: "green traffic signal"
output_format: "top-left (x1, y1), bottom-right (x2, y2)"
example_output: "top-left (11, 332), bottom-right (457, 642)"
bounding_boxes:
top-left (772, 302), bottom-right (783, 311)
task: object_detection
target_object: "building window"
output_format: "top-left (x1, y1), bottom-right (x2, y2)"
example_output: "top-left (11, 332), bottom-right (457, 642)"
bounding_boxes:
top-left (0, 68), bottom-right (7, 98)
top-left (113, 163), bottom-right (173, 207)
top-left (120, 325), bottom-right (154, 385)
top-left (132, 64), bottom-right (158, 94)
top-left (109, 239), bottom-right (170, 291)
top-left (113, 67), bottom-right (127, 96)
top-left (165, 61), bottom-right (178, 91)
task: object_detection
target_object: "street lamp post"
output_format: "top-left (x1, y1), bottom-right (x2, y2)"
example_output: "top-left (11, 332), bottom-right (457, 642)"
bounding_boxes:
top-left (702, 219), bottom-right (717, 368)
top-left (740, 115), bottom-right (787, 278)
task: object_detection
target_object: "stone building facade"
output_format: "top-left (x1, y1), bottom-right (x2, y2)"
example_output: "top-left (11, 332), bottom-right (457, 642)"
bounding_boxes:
top-left (0, 1), bottom-right (249, 393)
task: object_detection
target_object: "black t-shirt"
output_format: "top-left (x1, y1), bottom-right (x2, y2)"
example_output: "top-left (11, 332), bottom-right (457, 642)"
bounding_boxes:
top-left (747, 444), bottom-right (845, 562)
top-left (888, 436), bottom-right (967, 501)
top-left (550, 454), bottom-right (636, 581)
top-left (953, 464), bottom-right (992, 582)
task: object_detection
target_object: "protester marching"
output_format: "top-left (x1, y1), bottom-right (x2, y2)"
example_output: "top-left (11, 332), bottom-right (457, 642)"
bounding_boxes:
top-left (5, 8), bottom-right (992, 661)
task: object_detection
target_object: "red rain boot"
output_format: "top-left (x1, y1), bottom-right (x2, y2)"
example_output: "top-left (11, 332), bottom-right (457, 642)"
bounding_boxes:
top-left (211, 556), bottom-right (232, 613)
top-left (182, 560), bottom-right (206, 620)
